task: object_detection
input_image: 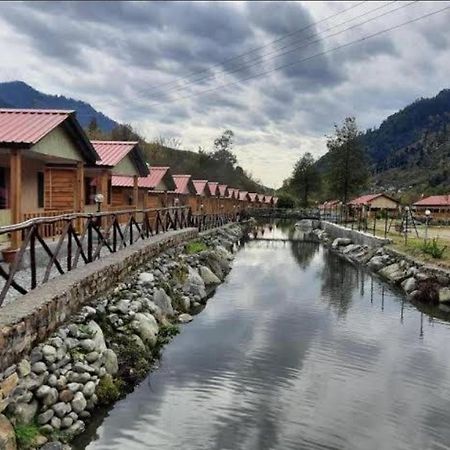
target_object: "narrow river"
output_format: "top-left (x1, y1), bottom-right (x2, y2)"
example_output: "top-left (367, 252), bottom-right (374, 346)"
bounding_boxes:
top-left (75, 222), bottom-right (450, 450)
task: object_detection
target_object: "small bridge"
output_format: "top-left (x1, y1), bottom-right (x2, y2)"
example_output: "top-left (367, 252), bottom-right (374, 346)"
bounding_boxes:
top-left (247, 207), bottom-right (321, 220)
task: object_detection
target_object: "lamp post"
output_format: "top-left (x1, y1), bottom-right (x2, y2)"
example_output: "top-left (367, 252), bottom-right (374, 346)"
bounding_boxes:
top-left (94, 193), bottom-right (104, 213)
top-left (425, 209), bottom-right (431, 242)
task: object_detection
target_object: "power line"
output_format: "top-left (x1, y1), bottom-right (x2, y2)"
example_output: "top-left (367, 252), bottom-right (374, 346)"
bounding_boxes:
top-left (130, 1), bottom-right (369, 97)
top-left (144, 1), bottom-right (415, 101)
top-left (142, 4), bottom-right (450, 107)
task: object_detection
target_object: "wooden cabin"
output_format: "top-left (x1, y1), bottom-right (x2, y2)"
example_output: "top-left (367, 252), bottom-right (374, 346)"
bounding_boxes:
top-left (143, 167), bottom-right (177, 209)
top-left (171, 174), bottom-right (197, 208)
top-left (218, 184), bottom-right (231, 213)
top-left (239, 191), bottom-right (251, 210)
top-left (348, 193), bottom-right (399, 217)
top-left (192, 180), bottom-right (212, 214)
top-left (413, 195), bottom-right (450, 221)
top-left (273, 196), bottom-right (279, 207)
top-left (91, 141), bottom-right (148, 213)
top-left (264, 195), bottom-right (274, 208)
top-left (248, 193), bottom-right (260, 208)
top-left (207, 181), bottom-right (220, 214)
top-left (0, 109), bottom-right (100, 247)
top-left (227, 188), bottom-right (240, 212)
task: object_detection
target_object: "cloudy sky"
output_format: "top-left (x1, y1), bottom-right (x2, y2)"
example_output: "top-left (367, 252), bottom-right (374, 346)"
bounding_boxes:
top-left (0, 1), bottom-right (449, 188)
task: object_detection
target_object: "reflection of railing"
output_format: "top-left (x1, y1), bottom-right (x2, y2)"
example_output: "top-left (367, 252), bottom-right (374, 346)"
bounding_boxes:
top-left (0, 207), bottom-right (239, 306)
top-left (23, 210), bottom-right (74, 238)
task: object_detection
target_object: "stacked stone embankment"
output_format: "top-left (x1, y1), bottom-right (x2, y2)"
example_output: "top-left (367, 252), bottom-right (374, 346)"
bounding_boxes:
top-left (0, 224), bottom-right (245, 450)
top-left (313, 226), bottom-right (450, 306)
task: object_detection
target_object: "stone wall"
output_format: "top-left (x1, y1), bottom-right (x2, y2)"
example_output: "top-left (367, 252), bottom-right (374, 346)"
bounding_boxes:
top-left (0, 228), bottom-right (198, 373)
top-left (0, 224), bottom-right (246, 450)
top-left (320, 221), bottom-right (390, 247)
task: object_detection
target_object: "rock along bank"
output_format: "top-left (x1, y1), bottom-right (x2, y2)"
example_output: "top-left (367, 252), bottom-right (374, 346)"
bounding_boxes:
top-left (0, 223), bottom-right (246, 450)
top-left (311, 222), bottom-right (450, 306)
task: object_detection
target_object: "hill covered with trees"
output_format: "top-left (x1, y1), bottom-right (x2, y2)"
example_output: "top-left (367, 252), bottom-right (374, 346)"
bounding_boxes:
top-left (0, 80), bottom-right (267, 192)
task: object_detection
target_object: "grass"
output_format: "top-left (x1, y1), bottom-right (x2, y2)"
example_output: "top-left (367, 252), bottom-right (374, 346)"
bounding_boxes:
top-left (185, 240), bottom-right (208, 254)
top-left (14, 423), bottom-right (40, 449)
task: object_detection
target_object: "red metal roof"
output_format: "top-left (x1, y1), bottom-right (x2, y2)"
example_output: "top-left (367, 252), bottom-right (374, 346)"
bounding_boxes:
top-left (248, 193), bottom-right (259, 202)
top-left (264, 195), bottom-right (273, 204)
top-left (172, 174), bottom-right (196, 195)
top-left (218, 184), bottom-right (229, 197)
top-left (414, 195), bottom-right (450, 207)
top-left (111, 175), bottom-right (134, 187)
top-left (193, 180), bottom-right (211, 197)
top-left (239, 191), bottom-right (250, 201)
top-left (111, 167), bottom-right (176, 191)
top-left (92, 141), bottom-right (138, 167)
top-left (140, 167), bottom-right (175, 190)
top-left (0, 109), bottom-right (73, 146)
top-left (348, 193), bottom-right (398, 206)
top-left (208, 182), bottom-right (219, 196)
top-left (273, 197), bottom-right (279, 205)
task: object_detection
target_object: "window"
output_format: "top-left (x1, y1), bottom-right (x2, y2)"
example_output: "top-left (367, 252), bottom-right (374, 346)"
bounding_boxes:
top-left (84, 177), bottom-right (97, 205)
top-left (37, 172), bottom-right (44, 208)
top-left (0, 167), bottom-right (8, 209)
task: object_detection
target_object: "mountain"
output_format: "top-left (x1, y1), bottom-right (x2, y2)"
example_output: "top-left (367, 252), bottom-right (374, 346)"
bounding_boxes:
top-left (317, 88), bottom-right (450, 198)
top-left (0, 81), bottom-right (118, 131)
top-left (0, 80), bottom-right (268, 192)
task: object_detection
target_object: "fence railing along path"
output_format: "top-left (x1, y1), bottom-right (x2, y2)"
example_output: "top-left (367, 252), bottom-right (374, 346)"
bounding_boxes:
top-left (0, 206), bottom-right (238, 306)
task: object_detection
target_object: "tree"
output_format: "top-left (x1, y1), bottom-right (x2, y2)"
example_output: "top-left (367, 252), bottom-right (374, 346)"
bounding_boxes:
top-left (291, 152), bottom-right (320, 207)
top-left (326, 117), bottom-right (368, 203)
top-left (276, 193), bottom-right (295, 209)
top-left (211, 130), bottom-right (237, 167)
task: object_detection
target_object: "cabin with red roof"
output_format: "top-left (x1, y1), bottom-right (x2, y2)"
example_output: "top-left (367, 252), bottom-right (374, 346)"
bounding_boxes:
top-left (170, 174), bottom-right (197, 208)
top-left (413, 195), bottom-right (450, 220)
top-left (0, 109), bottom-right (101, 247)
top-left (348, 193), bottom-right (399, 216)
top-left (90, 140), bottom-right (148, 213)
top-left (192, 180), bottom-right (212, 214)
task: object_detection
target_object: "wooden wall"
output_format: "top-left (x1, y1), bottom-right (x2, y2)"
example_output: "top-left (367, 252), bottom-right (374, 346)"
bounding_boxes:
top-left (44, 167), bottom-right (76, 211)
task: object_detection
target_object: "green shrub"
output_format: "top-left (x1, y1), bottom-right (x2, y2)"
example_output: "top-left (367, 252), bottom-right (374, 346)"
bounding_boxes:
top-left (96, 374), bottom-right (124, 405)
top-left (420, 238), bottom-right (447, 259)
top-left (185, 240), bottom-right (208, 254)
top-left (14, 423), bottom-right (40, 449)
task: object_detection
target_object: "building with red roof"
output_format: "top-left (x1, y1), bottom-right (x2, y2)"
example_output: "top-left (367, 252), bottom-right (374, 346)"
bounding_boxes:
top-left (0, 109), bottom-right (100, 247)
top-left (413, 195), bottom-right (450, 220)
top-left (348, 193), bottom-right (399, 216)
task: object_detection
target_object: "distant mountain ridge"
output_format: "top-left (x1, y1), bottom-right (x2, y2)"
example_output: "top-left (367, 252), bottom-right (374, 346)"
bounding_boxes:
top-left (317, 88), bottom-right (450, 196)
top-left (0, 81), bottom-right (118, 131)
top-left (0, 80), bottom-right (268, 192)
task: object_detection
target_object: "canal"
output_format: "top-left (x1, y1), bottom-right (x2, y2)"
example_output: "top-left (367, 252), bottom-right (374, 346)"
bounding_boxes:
top-left (75, 222), bottom-right (450, 450)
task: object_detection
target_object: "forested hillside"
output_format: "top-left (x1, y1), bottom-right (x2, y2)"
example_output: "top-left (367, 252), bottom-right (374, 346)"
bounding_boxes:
top-left (0, 80), bottom-right (266, 192)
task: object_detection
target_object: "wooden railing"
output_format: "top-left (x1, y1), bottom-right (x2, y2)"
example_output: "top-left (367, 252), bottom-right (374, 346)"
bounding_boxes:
top-left (0, 206), bottom-right (239, 306)
top-left (23, 210), bottom-right (74, 238)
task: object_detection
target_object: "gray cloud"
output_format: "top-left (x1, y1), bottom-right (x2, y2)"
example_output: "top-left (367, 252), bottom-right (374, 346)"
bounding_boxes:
top-left (0, 1), bottom-right (448, 188)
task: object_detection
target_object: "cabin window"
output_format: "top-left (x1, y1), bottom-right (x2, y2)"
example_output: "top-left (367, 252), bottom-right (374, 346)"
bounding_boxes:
top-left (0, 167), bottom-right (7, 209)
top-left (37, 172), bottom-right (44, 208)
top-left (84, 177), bottom-right (97, 205)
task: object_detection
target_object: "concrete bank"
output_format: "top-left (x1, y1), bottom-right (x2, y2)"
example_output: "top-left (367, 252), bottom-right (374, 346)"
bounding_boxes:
top-left (312, 222), bottom-right (450, 306)
top-left (319, 221), bottom-right (390, 247)
top-left (0, 223), bottom-right (246, 450)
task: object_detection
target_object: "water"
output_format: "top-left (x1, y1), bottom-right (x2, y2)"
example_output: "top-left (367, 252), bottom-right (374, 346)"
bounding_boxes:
top-left (75, 222), bottom-right (450, 450)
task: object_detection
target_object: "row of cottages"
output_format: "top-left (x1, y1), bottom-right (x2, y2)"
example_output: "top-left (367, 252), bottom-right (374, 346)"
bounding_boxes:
top-left (0, 108), bottom-right (277, 248)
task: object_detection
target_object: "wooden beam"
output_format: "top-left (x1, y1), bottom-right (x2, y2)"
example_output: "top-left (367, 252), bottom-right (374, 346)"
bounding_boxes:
top-left (133, 175), bottom-right (139, 208)
top-left (75, 162), bottom-right (84, 233)
top-left (10, 149), bottom-right (22, 249)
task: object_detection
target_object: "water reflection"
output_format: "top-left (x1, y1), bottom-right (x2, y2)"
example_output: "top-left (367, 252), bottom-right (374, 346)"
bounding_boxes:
top-left (75, 222), bottom-right (450, 450)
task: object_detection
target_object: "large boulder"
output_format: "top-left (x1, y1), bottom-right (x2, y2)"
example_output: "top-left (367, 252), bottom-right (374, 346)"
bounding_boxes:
top-left (379, 263), bottom-right (407, 283)
top-left (199, 266), bottom-right (221, 286)
top-left (138, 272), bottom-right (154, 286)
top-left (401, 277), bottom-right (417, 294)
top-left (153, 288), bottom-right (174, 316)
top-left (0, 414), bottom-right (16, 450)
top-left (368, 255), bottom-right (389, 271)
top-left (439, 287), bottom-right (450, 303)
top-left (86, 321), bottom-right (107, 353)
top-left (103, 349), bottom-right (119, 376)
top-left (332, 238), bottom-right (352, 249)
top-left (13, 400), bottom-right (38, 425)
top-left (131, 313), bottom-right (159, 347)
top-left (183, 267), bottom-right (206, 299)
